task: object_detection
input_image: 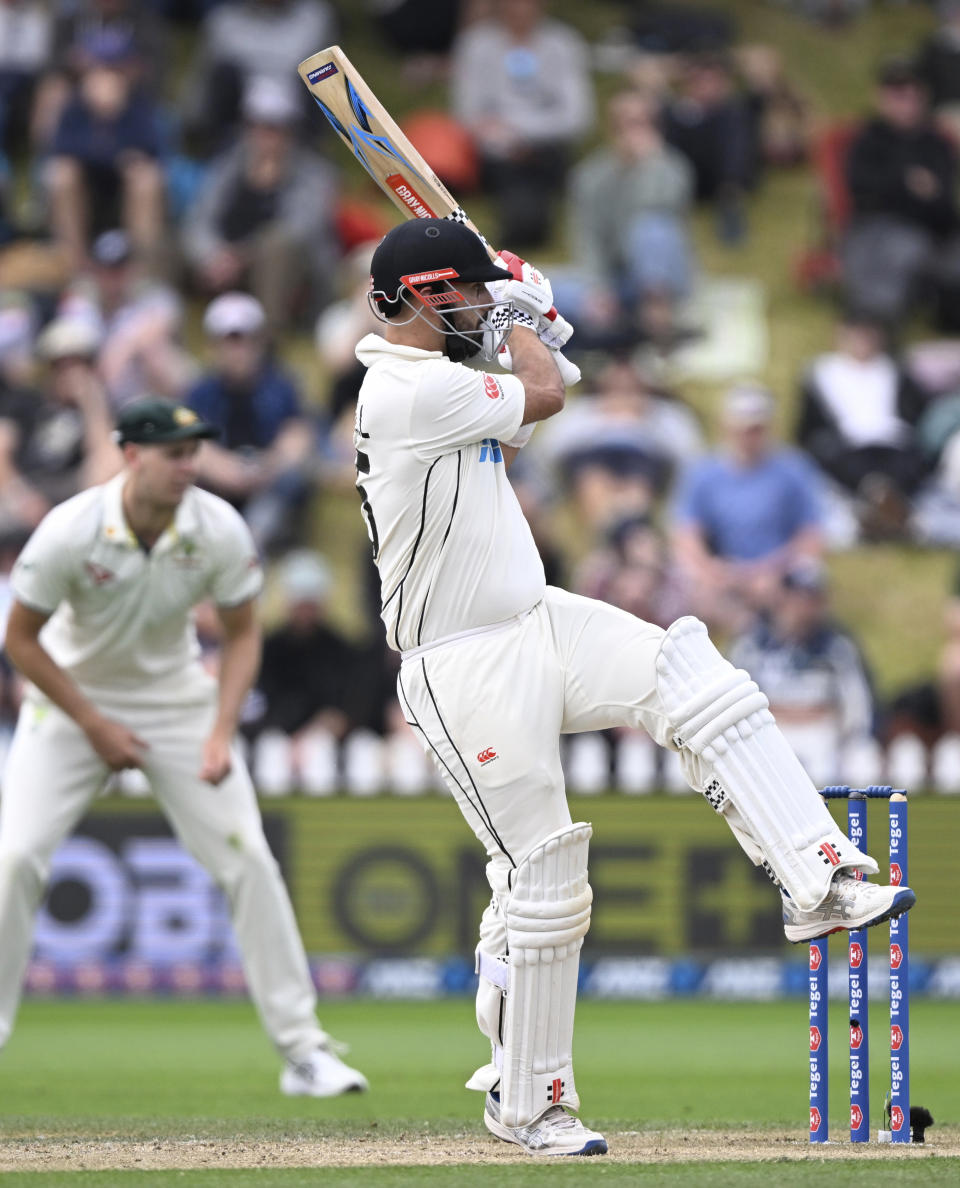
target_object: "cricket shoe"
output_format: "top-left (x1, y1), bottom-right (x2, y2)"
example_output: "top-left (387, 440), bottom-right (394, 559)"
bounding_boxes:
top-left (782, 873), bottom-right (916, 943)
top-left (280, 1047), bottom-right (369, 1097)
top-left (484, 1092), bottom-right (607, 1156)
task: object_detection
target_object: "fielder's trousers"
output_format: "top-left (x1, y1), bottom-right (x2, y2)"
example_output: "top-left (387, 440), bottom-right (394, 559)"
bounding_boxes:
top-left (0, 695), bottom-right (325, 1061)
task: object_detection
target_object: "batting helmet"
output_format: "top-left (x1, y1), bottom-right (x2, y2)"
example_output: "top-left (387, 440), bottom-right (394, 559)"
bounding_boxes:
top-left (370, 218), bottom-right (510, 316)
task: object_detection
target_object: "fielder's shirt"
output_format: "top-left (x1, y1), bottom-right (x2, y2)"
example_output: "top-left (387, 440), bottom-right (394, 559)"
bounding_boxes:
top-left (10, 471), bottom-right (263, 707)
top-left (354, 334), bottom-right (546, 652)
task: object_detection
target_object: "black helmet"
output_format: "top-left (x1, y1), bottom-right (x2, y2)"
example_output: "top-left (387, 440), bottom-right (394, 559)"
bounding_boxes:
top-left (370, 218), bottom-right (510, 315)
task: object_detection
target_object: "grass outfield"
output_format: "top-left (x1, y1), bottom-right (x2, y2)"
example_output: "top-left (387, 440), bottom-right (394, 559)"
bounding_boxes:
top-left (3, 1171), bottom-right (960, 1188)
top-left (2, 998), bottom-right (959, 1182)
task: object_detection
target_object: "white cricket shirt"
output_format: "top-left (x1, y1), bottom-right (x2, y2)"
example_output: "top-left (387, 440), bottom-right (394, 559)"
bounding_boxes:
top-left (354, 334), bottom-right (546, 652)
top-left (10, 471), bottom-right (263, 707)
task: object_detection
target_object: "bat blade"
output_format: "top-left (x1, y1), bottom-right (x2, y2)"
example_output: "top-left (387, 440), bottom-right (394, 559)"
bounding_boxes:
top-left (298, 46), bottom-right (494, 256)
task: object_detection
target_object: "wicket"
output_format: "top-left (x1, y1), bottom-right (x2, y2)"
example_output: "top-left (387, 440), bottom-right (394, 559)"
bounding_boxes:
top-left (809, 786), bottom-right (910, 1144)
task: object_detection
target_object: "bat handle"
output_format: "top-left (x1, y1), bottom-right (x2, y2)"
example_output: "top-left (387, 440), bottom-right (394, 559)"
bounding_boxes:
top-left (552, 350), bottom-right (581, 387)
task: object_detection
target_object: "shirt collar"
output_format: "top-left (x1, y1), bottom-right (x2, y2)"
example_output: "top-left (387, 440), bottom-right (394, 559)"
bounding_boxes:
top-left (355, 332), bottom-right (443, 366)
top-left (101, 471), bottom-right (201, 550)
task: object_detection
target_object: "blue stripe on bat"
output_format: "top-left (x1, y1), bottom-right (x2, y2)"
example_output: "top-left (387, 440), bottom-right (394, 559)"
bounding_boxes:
top-left (312, 95), bottom-right (347, 139)
top-left (347, 78), bottom-right (372, 132)
top-left (314, 76), bottom-right (427, 184)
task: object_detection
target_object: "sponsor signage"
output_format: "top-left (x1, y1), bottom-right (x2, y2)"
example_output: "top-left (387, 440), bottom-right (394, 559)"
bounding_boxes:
top-left (27, 796), bottom-right (960, 964)
top-left (33, 815), bottom-right (285, 964)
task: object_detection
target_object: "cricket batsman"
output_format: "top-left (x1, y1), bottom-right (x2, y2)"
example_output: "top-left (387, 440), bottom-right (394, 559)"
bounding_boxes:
top-left (0, 399), bottom-right (367, 1098)
top-left (353, 218), bottom-right (915, 1156)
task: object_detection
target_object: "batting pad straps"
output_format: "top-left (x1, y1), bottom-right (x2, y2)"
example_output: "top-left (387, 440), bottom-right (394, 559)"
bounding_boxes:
top-left (656, 618), bottom-right (878, 911)
top-left (476, 949), bottom-right (508, 991)
top-left (492, 822), bottom-right (592, 1129)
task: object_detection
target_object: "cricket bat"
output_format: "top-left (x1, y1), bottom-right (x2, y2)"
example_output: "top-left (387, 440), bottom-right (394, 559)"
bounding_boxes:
top-left (298, 46), bottom-right (486, 245)
top-left (297, 46), bottom-right (579, 382)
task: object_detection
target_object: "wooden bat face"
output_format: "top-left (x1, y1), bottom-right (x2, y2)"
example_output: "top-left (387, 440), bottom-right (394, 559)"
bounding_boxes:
top-left (298, 46), bottom-right (485, 244)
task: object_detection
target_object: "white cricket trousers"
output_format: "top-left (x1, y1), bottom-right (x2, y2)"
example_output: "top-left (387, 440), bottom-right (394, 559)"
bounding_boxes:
top-left (0, 696), bottom-right (326, 1062)
top-left (398, 586), bottom-right (677, 900)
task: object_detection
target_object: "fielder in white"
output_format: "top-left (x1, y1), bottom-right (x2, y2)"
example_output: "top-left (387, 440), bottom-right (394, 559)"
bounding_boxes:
top-left (0, 398), bottom-right (367, 1098)
top-left (355, 219), bottom-right (916, 1157)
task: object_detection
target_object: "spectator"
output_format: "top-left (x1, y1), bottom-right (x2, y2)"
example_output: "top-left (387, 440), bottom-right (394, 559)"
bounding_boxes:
top-left (0, 165), bottom-right (69, 294)
top-left (14, 315), bottom-right (117, 507)
top-left (779, 0), bottom-right (868, 27)
top-left (46, 29), bottom-right (164, 273)
top-left (661, 52), bottom-right (758, 243)
top-left (728, 560), bottom-right (876, 786)
top-left (182, 75), bottom-right (339, 330)
top-left (59, 229), bottom-right (197, 410)
top-left (576, 514), bottom-right (690, 629)
top-left (736, 44), bottom-right (811, 169)
top-left (184, 0), bottom-right (337, 151)
top-left (536, 356), bottom-right (703, 528)
top-left (0, 333), bottom-right (47, 542)
top-left (314, 240), bottom-right (380, 442)
top-left (32, 0), bottom-right (169, 151)
top-left (565, 90), bottom-right (695, 346)
top-left (0, 527), bottom-right (26, 753)
top-left (249, 551), bottom-right (359, 741)
top-left (451, 0), bottom-right (594, 248)
top-left (0, 0), bottom-right (52, 152)
top-left (626, 3), bottom-right (735, 55)
top-left (889, 556), bottom-right (960, 745)
top-left (0, 293), bottom-right (35, 390)
top-left (843, 57), bottom-right (960, 330)
top-left (915, 1), bottom-right (960, 120)
top-left (671, 382), bottom-right (823, 633)
top-left (797, 310), bottom-right (931, 540)
top-left (370, 0), bottom-right (463, 65)
top-left (187, 293), bottom-right (314, 555)
top-left (0, 434), bottom-right (50, 553)
top-left (921, 394), bottom-right (960, 543)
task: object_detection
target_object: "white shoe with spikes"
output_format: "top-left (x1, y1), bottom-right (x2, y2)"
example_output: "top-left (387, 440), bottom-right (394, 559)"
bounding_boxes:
top-left (782, 872), bottom-right (916, 943)
top-left (484, 1092), bottom-right (607, 1157)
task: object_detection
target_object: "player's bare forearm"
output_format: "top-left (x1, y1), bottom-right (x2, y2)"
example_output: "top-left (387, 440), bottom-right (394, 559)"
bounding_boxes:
top-left (501, 444), bottom-right (522, 470)
top-left (5, 600), bottom-right (148, 766)
top-left (510, 328), bottom-right (565, 425)
top-left (211, 598), bottom-right (261, 740)
top-left (5, 601), bottom-right (102, 731)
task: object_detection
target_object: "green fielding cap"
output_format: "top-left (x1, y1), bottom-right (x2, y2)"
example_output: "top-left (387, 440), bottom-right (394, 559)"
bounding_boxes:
top-left (116, 399), bottom-right (219, 445)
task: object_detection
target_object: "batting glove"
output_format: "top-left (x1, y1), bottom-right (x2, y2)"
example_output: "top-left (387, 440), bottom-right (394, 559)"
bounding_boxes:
top-left (487, 252), bottom-right (554, 321)
top-left (537, 309), bottom-right (574, 351)
top-left (489, 251), bottom-right (574, 351)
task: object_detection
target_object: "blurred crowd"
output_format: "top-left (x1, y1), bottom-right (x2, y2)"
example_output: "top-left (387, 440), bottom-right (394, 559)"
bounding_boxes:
top-left (1, 0), bottom-right (960, 792)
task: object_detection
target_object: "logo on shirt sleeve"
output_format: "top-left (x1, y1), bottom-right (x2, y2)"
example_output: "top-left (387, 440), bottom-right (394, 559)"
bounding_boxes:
top-left (483, 374), bottom-right (503, 400)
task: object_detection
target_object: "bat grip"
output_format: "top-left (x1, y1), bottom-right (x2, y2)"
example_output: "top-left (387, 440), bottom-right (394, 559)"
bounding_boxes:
top-left (552, 350), bottom-right (581, 387)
